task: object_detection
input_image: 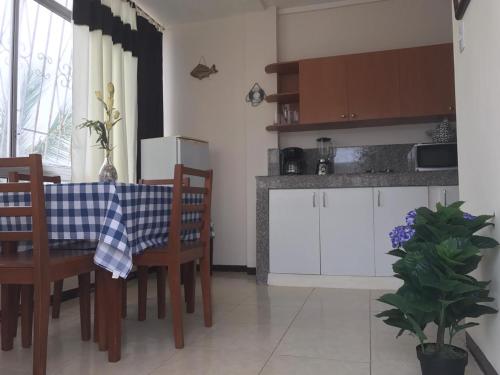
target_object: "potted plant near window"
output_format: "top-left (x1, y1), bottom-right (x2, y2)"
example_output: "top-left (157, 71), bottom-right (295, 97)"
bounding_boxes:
top-left (377, 202), bottom-right (498, 375)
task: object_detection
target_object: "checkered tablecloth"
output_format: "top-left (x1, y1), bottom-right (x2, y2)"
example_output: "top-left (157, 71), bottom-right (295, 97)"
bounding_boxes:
top-left (0, 183), bottom-right (203, 278)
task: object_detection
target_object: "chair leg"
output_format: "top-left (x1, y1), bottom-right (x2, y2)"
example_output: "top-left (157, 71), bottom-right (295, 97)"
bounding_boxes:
top-left (1, 284), bottom-right (16, 351)
top-left (121, 279), bottom-right (127, 319)
top-left (12, 285), bottom-right (20, 338)
top-left (167, 264), bottom-right (184, 349)
top-left (137, 266), bottom-right (148, 321)
top-left (78, 273), bottom-right (91, 341)
top-left (32, 279), bottom-right (50, 375)
top-left (21, 285), bottom-right (34, 348)
top-left (184, 262), bottom-right (196, 314)
top-left (51, 280), bottom-right (63, 319)
top-left (156, 267), bottom-right (166, 319)
top-left (200, 252), bottom-right (213, 327)
top-left (93, 278), bottom-right (98, 343)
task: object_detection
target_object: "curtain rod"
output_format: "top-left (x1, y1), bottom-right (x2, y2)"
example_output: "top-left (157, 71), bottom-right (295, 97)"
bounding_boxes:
top-left (131, 1), bottom-right (165, 32)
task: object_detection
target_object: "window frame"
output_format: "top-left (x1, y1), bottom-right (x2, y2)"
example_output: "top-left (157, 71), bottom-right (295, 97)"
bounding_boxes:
top-left (8, 0), bottom-right (72, 170)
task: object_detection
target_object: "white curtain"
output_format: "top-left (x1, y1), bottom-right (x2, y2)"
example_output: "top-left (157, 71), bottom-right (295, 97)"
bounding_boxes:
top-left (72, 0), bottom-right (138, 183)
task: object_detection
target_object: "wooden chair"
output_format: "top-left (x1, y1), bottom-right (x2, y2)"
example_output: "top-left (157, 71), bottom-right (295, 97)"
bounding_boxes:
top-left (9, 172), bottom-right (65, 321)
top-left (134, 177), bottom-right (195, 321)
top-left (133, 165), bottom-right (213, 348)
top-left (0, 155), bottom-right (94, 375)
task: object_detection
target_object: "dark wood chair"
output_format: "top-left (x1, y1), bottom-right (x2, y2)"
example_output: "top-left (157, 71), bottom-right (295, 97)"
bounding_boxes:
top-left (0, 154), bottom-right (94, 375)
top-left (134, 177), bottom-right (195, 321)
top-left (9, 172), bottom-right (65, 321)
top-left (133, 165), bottom-right (213, 348)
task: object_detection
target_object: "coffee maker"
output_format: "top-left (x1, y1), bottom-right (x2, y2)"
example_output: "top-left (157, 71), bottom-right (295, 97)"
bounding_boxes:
top-left (281, 147), bottom-right (304, 175)
top-left (316, 137), bottom-right (335, 175)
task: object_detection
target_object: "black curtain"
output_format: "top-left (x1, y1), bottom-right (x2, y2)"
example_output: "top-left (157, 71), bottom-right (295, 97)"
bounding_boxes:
top-left (73, 0), bottom-right (139, 56)
top-left (136, 16), bottom-right (164, 179)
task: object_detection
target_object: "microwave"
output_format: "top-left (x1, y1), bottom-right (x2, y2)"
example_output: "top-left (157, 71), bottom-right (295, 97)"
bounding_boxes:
top-left (408, 143), bottom-right (458, 171)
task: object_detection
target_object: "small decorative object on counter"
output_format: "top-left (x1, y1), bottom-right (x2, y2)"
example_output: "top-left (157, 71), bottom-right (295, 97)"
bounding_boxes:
top-left (246, 83), bottom-right (266, 106)
top-left (79, 82), bottom-right (121, 182)
top-left (190, 56), bottom-right (218, 80)
top-left (378, 203), bottom-right (498, 375)
top-left (429, 118), bottom-right (456, 143)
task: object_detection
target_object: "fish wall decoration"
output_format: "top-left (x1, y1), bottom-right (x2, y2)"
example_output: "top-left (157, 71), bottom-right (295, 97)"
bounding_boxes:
top-left (190, 57), bottom-right (218, 80)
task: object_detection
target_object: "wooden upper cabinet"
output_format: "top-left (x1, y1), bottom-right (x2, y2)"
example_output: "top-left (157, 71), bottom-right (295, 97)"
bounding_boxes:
top-left (299, 57), bottom-right (348, 124)
top-left (399, 44), bottom-right (455, 117)
top-left (346, 50), bottom-right (401, 121)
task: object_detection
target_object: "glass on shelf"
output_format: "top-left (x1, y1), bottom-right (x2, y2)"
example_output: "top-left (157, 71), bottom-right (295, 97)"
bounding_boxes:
top-left (275, 104), bottom-right (299, 126)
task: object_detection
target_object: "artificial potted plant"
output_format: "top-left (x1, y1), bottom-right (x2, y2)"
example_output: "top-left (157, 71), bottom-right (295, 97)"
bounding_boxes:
top-left (377, 202), bottom-right (498, 375)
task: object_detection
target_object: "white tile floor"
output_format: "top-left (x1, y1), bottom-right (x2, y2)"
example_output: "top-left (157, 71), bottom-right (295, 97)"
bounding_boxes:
top-left (0, 272), bottom-right (484, 375)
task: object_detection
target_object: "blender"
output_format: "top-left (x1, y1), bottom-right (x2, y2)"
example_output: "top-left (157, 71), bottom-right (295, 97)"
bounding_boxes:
top-left (316, 137), bottom-right (335, 175)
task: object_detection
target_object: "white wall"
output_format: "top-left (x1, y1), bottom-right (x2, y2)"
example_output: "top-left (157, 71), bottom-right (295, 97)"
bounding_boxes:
top-left (163, 8), bottom-right (277, 266)
top-left (277, 0), bottom-right (453, 148)
top-left (452, 1), bottom-right (500, 371)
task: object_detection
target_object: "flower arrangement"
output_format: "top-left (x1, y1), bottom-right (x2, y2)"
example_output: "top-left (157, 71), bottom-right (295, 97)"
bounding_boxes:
top-left (378, 202), bottom-right (498, 375)
top-left (79, 82), bottom-right (121, 158)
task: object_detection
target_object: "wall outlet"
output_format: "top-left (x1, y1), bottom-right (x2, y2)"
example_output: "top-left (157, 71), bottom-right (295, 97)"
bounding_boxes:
top-left (458, 20), bottom-right (465, 53)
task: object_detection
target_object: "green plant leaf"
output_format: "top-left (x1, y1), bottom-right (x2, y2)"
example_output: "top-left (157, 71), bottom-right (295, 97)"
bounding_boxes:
top-left (471, 236), bottom-right (500, 249)
top-left (388, 249), bottom-right (406, 258)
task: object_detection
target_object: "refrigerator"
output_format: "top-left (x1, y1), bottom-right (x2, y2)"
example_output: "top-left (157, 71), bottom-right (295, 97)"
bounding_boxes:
top-left (141, 136), bottom-right (210, 187)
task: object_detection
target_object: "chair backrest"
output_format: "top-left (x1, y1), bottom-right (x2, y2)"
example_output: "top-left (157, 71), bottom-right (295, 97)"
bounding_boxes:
top-left (138, 177), bottom-right (190, 186)
top-left (9, 172), bottom-right (61, 184)
top-left (170, 165), bottom-right (213, 255)
top-left (139, 165), bottom-right (212, 255)
top-left (0, 154), bottom-right (49, 267)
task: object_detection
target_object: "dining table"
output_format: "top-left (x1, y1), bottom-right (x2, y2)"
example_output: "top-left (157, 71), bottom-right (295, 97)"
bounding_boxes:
top-left (0, 181), bottom-right (203, 361)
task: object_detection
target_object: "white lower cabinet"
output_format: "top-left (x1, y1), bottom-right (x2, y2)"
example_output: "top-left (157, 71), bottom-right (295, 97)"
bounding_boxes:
top-left (373, 187), bottom-right (429, 276)
top-left (269, 189), bottom-right (321, 274)
top-left (320, 188), bottom-right (375, 276)
top-left (269, 185), bottom-right (457, 278)
top-left (428, 186), bottom-right (459, 208)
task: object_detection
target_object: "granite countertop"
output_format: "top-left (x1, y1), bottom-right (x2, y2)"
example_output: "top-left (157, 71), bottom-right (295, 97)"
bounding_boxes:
top-left (256, 170), bottom-right (458, 189)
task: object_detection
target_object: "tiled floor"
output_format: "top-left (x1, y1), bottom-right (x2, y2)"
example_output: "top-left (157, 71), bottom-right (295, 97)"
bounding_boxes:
top-left (0, 272), bottom-right (484, 375)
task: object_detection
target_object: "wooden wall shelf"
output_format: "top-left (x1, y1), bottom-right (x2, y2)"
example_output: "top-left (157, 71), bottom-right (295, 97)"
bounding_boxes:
top-left (265, 92), bottom-right (299, 104)
top-left (266, 114), bottom-right (455, 133)
top-left (265, 61), bottom-right (299, 74)
top-left (264, 44), bottom-right (456, 135)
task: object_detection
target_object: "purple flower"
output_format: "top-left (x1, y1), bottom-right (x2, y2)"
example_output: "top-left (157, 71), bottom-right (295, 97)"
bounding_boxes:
top-left (389, 225), bottom-right (415, 248)
top-left (406, 210), bottom-right (417, 226)
top-left (463, 212), bottom-right (476, 221)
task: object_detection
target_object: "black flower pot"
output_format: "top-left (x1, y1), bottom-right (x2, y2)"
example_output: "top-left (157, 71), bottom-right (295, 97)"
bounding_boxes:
top-left (417, 344), bottom-right (468, 375)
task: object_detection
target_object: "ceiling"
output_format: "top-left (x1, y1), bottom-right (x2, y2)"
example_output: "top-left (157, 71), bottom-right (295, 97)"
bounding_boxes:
top-left (137, 0), bottom-right (358, 25)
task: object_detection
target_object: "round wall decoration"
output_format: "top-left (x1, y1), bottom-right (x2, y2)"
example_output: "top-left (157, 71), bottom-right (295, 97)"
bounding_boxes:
top-left (246, 83), bottom-right (266, 107)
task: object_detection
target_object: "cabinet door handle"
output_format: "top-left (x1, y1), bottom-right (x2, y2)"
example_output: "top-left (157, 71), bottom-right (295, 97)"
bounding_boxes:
top-left (443, 189), bottom-right (447, 206)
top-left (351, 113), bottom-right (357, 119)
top-left (377, 190), bottom-right (381, 207)
top-left (322, 192), bottom-right (327, 207)
top-left (449, 105), bottom-right (455, 111)
top-left (312, 192), bottom-right (316, 208)
top-left (340, 114), bottom-right (346, 119)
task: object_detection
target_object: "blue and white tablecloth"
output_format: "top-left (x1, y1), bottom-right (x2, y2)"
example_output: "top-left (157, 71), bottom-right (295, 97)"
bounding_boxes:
top-left (0, 183), bottom-right (203, 278)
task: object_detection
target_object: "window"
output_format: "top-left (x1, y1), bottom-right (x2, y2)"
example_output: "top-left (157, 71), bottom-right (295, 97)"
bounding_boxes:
top-left (0, 0), bottom-right (72, 178)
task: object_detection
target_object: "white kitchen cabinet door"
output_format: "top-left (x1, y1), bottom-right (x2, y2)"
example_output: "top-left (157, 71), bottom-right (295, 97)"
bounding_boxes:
top-left (374, 187), bottom-right (429, 276)
top-left (320, 188), bottom-right (375, 276)
top-left (269, 189), bottom-right (321, 274)
top-left (428, 186), bottom-right (459, 209)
